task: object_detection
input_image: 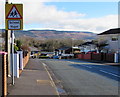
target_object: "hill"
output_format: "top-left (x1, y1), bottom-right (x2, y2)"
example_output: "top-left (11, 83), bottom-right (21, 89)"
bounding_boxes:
top-left (0, 29), bottom-right (97, 40)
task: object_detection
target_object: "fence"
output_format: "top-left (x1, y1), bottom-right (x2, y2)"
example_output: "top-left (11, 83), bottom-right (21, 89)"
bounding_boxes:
top-left (91, 53), bottom-right (102, 61)
top-left (0, 51), bottom-right (30, 96)
top-left (76, 53), bottom-right (117, 63)
top-left (11, 51), bottom-right (30, 78)
top-left (105, 53), bottom-right (114, 62)
top-left (19, 51), bottom-right (30, 75)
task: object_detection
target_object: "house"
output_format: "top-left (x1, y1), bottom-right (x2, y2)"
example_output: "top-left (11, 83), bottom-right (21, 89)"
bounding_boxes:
top-left (98, 28), bottom-right (120, 53)
top-left (55, 47), bottom-right (72, 56)
top-left (40, 52), bottom-right (54, 58)
top-left (72, 46), bottom-right (81, 54)
top-left (78, 41), bottom-right (98, 53)
top-left (54, 46), bottom-right (80, 57)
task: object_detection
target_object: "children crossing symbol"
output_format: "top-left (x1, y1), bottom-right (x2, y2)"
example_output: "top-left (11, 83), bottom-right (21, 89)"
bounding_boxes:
top-left (6, 5), bottom-right (22, 19)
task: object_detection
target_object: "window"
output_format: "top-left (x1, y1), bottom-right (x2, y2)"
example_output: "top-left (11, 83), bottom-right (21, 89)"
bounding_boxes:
top-left (111, 37), bottom-right (118, 41)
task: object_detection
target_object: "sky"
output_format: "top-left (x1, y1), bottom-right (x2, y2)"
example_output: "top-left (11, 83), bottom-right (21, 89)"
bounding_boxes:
top-left (0, 0), bottom-right (119, 33)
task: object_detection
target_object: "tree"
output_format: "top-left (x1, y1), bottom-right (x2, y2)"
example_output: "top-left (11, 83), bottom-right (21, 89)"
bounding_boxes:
top-left (15, 40), bottom-right (22, 50)
top-left (92, 40), bottom-right (108, 53)
top-left (21, 45), bottom-right (30, 52)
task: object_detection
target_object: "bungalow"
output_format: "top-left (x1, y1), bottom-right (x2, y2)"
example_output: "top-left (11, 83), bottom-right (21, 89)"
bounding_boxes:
top-left (54, 47), bottom-right (80, 57)
top-left (79, 41), bottom-right (98, 53)
top-left (55, 47), bottom-right (72, 56)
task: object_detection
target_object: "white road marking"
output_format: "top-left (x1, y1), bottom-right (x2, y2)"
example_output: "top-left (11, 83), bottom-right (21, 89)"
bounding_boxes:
top-left (42, 62), bottom-right (60, 96)
top-left (42, 63), bottom-right (47, 66)
top-left (68, 61), bottom-right (120, 78)
top-left (100, 70), bottom-right (120, 78)
top-left (68, 61), bottom-right (102, 65)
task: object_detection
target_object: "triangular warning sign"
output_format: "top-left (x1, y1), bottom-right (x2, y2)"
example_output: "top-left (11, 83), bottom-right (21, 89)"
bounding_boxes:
top-left (6, 5), bottom-right (22, 19)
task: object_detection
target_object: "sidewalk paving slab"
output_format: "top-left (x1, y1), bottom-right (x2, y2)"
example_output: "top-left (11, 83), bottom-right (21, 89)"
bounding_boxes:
top-left (8, 59), bottom-right (58, 95)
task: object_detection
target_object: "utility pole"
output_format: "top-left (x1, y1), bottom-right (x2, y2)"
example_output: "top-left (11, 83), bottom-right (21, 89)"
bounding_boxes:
top-left (5, 0), bottom-right (12, 81)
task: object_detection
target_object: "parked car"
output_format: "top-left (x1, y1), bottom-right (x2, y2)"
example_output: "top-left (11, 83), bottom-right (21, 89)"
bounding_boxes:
top-left (52, 55), bottom-right (60, 59)
top-left (38, 54), bottom-right (50, 59)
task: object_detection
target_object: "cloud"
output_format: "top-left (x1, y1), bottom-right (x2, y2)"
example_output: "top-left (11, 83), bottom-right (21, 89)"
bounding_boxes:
top-left (0, 1), bottom-right (118, 33)
top-left (42, 14), bottom-right (118, 33)
top-left (23, 2), bottom-right (118, 33)
top-left (23, 2), bottom-right (85, 24)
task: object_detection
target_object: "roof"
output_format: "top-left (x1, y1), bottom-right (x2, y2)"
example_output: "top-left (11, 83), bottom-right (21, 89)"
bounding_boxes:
top-left (58, 47), bottom-right (71, 50)
top-left (98, 28), bottom-right (120, 35)
top-left (79, 41), bottom-right (94, 46)
top-left (29, 47), bottom-right (38, 51)
top-left (41, 52), bottom-right (54, 54)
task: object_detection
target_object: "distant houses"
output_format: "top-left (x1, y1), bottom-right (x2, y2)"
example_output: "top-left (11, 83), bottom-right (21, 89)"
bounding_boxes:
top-left (75, 28), bottom-right (120, 63)
top-left (78, 28), bottom-right (120, 54)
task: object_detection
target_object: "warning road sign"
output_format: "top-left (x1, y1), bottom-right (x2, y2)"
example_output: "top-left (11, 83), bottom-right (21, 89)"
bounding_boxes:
top-left (5, 4), bottom-right (23, 30)
top-left (6, 5), bottom-right (22, 19)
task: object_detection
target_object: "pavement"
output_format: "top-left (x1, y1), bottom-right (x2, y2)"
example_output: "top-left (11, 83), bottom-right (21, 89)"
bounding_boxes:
top-left (7, 59), bottom-right (59, 96)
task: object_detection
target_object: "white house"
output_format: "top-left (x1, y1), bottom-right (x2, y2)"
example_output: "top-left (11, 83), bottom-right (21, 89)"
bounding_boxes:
top-left (79, 41), bottom-right (98, 53)
top-left (98, 28), bottom-right (120, 53)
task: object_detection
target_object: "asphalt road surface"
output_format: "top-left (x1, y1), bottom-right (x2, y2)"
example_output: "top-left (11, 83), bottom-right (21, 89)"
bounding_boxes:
top-left (40, 59), bottom-right (119, 96)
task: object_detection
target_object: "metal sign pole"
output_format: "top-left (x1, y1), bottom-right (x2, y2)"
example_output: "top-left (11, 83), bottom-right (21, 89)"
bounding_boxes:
top-left (11, 30), bottom-right (15, 85)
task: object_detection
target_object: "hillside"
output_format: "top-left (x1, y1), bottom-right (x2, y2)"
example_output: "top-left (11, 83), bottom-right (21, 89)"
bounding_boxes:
top-left (0, 29), bottom-right (97, 40)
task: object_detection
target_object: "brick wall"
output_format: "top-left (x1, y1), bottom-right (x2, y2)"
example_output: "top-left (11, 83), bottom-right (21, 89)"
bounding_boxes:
top-left (77, 54), bottom-right (84, 59)
top-left (84, 54), bottom-right (92, 60)
top-left (76, 53), bottom-right (115, 63)
top-left (0, 54), bottom-right (7, 96)
top-left (77, 53), bottom-right (91, 60)
top-left (0, 55), bottom-right (2, 96)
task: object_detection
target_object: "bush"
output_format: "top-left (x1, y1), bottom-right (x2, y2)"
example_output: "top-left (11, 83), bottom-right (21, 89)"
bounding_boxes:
top-left (14, 45), bottom-right (19, 52)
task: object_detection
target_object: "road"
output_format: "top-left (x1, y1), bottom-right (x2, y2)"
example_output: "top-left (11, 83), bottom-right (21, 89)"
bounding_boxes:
top-left (40, 59), bottom-right (119, 95)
